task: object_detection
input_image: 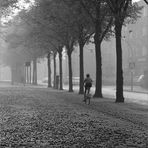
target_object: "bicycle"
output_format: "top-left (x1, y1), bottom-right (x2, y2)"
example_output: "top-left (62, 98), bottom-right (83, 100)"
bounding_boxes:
top-left (83, 88), bottom-right (92, 105)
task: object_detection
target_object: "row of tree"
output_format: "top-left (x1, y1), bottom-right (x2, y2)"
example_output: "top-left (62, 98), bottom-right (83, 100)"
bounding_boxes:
top-left (0, 0), bottom-right (145, 102)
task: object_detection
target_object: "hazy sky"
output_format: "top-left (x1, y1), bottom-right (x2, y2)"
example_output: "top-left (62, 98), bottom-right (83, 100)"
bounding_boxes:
top-left (0, 0), bottom-right (142, 24)
top-left (1, 0), bottom-right (34, 24)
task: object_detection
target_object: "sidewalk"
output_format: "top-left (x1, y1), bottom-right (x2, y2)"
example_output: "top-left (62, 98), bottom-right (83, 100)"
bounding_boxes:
top-left (123, 85), bottom-right (148, 94)
top-left (63, 85), bottom-right (148, 106)
top-left (3, 81), bottom-right (148, 106)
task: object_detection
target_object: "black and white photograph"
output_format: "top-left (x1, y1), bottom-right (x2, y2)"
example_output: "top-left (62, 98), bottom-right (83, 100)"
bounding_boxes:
top-left (0, 0), bottom-right (148, 147)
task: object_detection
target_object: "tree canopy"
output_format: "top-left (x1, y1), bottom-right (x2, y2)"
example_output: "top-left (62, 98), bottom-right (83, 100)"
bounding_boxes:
top-left (0, 0), bottom-right (144, 97)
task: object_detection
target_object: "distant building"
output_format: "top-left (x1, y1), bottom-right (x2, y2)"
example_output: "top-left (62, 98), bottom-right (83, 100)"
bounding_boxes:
top-left (123, 0), bottom-right (148, 76)
top-left (122, 0), bottom-right (148, 87)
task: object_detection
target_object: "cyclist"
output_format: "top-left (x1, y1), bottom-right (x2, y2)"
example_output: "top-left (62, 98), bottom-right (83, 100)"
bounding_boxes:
top-left (83, 74), bottom-right (93, 97)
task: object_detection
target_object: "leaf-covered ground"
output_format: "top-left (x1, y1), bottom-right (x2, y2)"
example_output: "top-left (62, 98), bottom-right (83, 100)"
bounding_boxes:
top-left (0, 86), bottom-right (148, 148)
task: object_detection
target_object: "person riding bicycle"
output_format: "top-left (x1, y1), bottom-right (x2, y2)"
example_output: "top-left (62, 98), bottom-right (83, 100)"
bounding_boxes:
top-left (83, 74), bottom-right (93, 96)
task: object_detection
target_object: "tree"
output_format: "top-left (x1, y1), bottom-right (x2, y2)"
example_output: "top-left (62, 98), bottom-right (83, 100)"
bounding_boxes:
top-left (62, 0), bottom-right (94, 94)
top-left (65, 37), bottom-right (75, 92)
top-left (107, 0), bottom-right (142, 102)
top-left (53, 51), bottom-right (57, 88)
top-left (57, 45), bottom-right (64, 90)
top-left (33, 0), bottom-right (112, 94)
top-left (143, 0), bottom-right (148, 5)
top-left (19, 0), bottom-right (67, 89)
top-left (20, 0), bottom-right (91, 92)
top-left (0, 0), bottom-right (17, 10)
top-left (80, 0), bottom-right (114, 98)
top-left (2, 13), bottom-right (54, 85)
top-left (41, 0), bottom-right (78, 92)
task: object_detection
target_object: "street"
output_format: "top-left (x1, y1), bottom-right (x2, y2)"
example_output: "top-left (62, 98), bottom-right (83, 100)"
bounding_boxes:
top-left (0, 85), bottom-right (148, 147)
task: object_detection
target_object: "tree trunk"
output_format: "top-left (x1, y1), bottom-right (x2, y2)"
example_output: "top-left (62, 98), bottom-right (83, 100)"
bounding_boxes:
top-left (59, 50), bottom-right (63, 90)
top-left (33, 58), bottom-right (37, 85)
top-left (67, 51), bottom-right (73, 92)
top-left (47, 52), bottom-right (52, 87)
top-left (53, 52), bottom-right (57, 88)
top-left (93, 40), bottom-right (103, 98)
top-left (30, 64), bottom-right (31, 84)
top-left (79, 41), bottom-right (84, 94)
top-left (32, 64), bottom-right (34, 84)
top-left (24, 66), bottom-right (26, 84)
top-left (26, 66), bottom-right (29, 83)
top-left (93, 4), bottom-right (103, 98)
top-left (115, 18), bottom-right (124, 103)
top-left (11, 67), bottom-right (15, 85)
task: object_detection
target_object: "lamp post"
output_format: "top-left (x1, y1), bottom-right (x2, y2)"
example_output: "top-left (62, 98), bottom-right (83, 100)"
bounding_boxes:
top-left (128, 30), bottom-right (135, 91)
top-left (123, 30), bottom-right (135, 91)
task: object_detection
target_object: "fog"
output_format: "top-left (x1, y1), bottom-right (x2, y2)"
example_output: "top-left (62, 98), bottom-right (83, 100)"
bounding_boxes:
top-left (0, 0), bottom-right (147, 91)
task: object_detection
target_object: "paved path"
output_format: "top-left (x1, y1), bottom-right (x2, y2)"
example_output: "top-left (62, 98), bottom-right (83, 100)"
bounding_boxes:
top-left (63, 85), bottom-right (148, 106)
top-left (1, 82), bottom-right (148, 106)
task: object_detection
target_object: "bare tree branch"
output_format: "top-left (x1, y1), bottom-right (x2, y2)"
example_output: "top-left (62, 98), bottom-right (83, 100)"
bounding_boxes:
top-left (143, 0), bottom-right (148, 5)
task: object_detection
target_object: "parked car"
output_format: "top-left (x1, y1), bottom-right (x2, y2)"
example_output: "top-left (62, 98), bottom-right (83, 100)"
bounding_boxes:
top-left (64, 77), bottom-right (80, 85)
top-left (137, 75), bottom-right (144, 86)
top-left (42, 77), bottom-right (48, 83)
top-left (137, 75), bottom-right (144, 82)
top-left (72, 77), bottom-right (79, 85)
